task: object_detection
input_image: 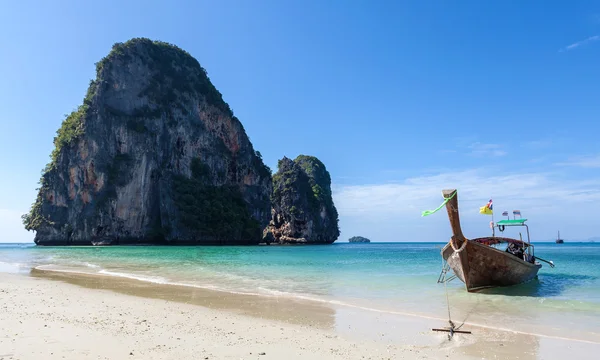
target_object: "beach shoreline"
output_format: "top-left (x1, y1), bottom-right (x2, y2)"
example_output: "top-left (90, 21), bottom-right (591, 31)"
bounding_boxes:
top-left (0, 271), bottom-right (447, 360)
top-left (1, 270), bottom-right (599, 359)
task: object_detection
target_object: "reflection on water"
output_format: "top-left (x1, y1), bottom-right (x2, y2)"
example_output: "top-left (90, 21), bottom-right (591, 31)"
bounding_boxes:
top-left (478, 273), bottom-right (597, 298)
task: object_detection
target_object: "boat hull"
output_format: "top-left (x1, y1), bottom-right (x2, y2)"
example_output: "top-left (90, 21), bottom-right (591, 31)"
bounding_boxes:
top-left (441, 239), bottom-right (541, 292)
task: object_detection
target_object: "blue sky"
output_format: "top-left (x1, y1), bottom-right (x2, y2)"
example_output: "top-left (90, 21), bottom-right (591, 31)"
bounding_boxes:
top-left (1, 0), bottom-right (599, 243)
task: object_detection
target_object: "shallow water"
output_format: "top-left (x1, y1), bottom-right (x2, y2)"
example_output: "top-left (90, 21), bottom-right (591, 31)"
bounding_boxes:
top-left (1, 241), bottom-right (599, 341)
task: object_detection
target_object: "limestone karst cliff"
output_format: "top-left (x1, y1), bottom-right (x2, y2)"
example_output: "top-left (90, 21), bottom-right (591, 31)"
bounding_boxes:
top-left (22, 38), bottom-right (272, 245)
top-left (264, 155), bottom-right (340, 244)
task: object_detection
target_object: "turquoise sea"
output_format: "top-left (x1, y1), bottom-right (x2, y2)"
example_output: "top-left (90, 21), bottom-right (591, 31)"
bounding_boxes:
top-left (1, 242), bottom-right (599, 341)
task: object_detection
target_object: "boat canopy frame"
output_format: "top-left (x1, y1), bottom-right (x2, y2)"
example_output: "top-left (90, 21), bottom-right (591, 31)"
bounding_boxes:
top-left (491, 218), bottom-right (534, 258)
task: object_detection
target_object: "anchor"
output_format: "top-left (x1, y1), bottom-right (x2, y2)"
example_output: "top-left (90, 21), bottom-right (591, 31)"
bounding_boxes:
top-left (433, 258), bottom-right (472, 340)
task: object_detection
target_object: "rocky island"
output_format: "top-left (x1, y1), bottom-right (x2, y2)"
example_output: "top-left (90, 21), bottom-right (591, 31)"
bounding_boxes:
top-left (22, 37), bottom-right (339, 246)
top-left (348, 236), bottom-right (370, 243)
top-left (264, 156), bottom-right (339, 244)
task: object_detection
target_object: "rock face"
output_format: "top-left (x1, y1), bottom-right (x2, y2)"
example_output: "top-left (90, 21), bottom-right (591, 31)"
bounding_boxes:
top-left (265, 155), bottom-right (339, 244)
top-left (22, 38), bottom-right (272, 245)
top-left (348, 236), bottom-right (370, 243)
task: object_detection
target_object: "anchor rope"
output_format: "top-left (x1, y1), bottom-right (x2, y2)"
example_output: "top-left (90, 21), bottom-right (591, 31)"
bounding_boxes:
top-left (443, 264), bottom-right (452, 324)
top-left (442, 236), bottom-right (467, 335)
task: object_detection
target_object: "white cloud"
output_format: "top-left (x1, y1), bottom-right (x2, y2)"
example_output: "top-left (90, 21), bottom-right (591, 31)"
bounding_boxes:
top-left (555, 154), bottom-right (600, 168)
top-left (560, 35), bottom-right (600, 52)
top-left (0, 209), bottom-right (34, 243)
top-left (332, 168), bottom-right (600, 241)
top-left (467, 142), bottom-right (506, 157)
top-left (334, 168), bottom-right (600, 217)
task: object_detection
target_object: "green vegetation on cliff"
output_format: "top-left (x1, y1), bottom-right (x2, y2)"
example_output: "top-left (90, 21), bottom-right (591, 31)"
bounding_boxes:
top-left (271, 155), bottom-right (338, 219)
top-left (21, 192), bottom-right (51, 231)
top-left (272, 158), bottom-right (314, 215)
top-left (49, 105), bottom-right (88, 169)
top-left (23, 103), bottom-right (91, 231)
top-left (172, 158), bottom-right (261, 241)
top-left (295, 155), bottom-right (337, 218)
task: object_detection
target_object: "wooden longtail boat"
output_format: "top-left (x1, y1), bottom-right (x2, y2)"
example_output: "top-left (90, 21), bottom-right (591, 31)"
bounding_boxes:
top-left (439, 189), bottom-right (543, 292)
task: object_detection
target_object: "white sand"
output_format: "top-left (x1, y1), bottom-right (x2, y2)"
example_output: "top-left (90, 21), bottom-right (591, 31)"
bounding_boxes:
top-left (1, 272), bottom-right (598, 359)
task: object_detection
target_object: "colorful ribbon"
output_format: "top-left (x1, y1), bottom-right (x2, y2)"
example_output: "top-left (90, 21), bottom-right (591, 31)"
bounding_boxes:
top-left (421, 191), bottom-right (456, 217)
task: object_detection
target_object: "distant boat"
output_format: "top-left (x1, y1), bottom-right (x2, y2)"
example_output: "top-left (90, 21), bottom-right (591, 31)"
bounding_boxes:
top-left (556, 231), bottom-right (564, 244)
top-left (436, 189), bottom-right (554, 292)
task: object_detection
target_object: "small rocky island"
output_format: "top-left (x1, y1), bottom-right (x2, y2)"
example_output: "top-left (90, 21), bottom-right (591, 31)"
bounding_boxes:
top-left (22, 38), bottom-right (339, 246)
top-left (348, 236), bottom-right (371, 243)
top-left (264, 156), bottom-right (339, 244)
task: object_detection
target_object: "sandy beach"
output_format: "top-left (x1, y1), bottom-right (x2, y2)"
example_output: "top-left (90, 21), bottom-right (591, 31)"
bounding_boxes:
top-left (1, 270), bottom-right (598, 360)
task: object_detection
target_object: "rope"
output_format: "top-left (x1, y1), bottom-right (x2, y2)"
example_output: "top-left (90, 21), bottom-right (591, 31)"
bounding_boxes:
top-left (442, 236), bottom-right (467, 337)
top-left (442, 268), bottom-right (456, 339)
top-left (449, 237), bottom-right (467, 253)
top-left (444, 274), bottom-right (452, 323)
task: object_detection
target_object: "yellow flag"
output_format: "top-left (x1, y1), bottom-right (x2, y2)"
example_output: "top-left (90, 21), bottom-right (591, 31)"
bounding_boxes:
top-left (479, 199), bottom-right (493, 215)
top-left (479, 205), bottom-right (493, 215)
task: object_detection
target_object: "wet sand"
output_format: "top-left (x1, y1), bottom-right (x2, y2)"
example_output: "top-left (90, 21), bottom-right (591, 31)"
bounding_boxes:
top-left (1, 270), bottom-right (598, 359)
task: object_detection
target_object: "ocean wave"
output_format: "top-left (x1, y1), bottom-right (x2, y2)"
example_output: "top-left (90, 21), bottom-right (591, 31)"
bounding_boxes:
top-left (71, 261), bottom-right (101, 269)
top-left (98, 269), bottom-right (169, 284)
top-left (0, 260), bottom-right (25, 266)
top-left (0, 260), bottom-right (27, 271)
top-left (35, 264), bottom-right (98, 275)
